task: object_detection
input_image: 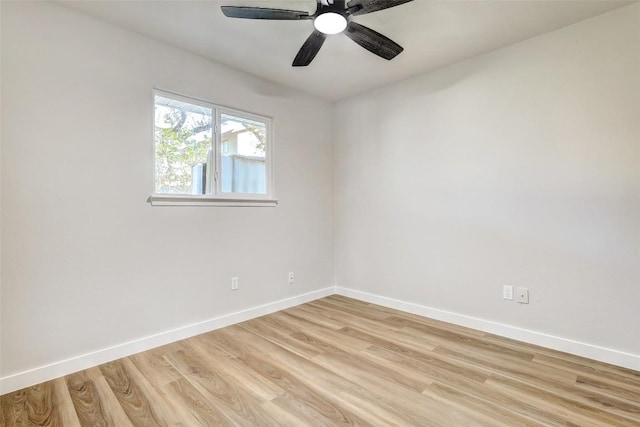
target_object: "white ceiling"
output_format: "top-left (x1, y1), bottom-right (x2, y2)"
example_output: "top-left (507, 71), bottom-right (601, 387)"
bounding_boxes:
top-left (58, 0), bottom-right (636, 101)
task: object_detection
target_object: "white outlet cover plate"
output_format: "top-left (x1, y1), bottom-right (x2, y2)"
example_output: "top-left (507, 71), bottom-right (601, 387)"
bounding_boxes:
top-left (516, 287), bottom-right (529, 304)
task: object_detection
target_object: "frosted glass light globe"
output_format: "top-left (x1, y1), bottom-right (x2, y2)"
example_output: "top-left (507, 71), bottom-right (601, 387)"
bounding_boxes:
top-left (314, 12), bottom-right (347, 35)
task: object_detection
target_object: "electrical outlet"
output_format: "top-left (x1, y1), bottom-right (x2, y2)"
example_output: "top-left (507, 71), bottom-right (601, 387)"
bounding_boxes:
top-left (231, 276), bottom-right (239, 291)
top-left (503, 285), bottom-right (514, 300)
top-left (288, 272), bottom-right (294, 285)
top-left (516, 287), bottom-right (529, 304)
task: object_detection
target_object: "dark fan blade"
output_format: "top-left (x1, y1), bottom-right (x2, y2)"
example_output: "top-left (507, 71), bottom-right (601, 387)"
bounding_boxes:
top-left (344, 22), bottom-right (403, 60)
top-left (347, 0), bottom-right (413, 16)
top-left (292, 30), bottom-right (326, 66)
top-left (221, 6), bottom-right (311, 20)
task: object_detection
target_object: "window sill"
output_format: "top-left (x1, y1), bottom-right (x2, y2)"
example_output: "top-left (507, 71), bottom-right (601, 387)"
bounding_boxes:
top-left (147, 194), bottom-right (278, 207)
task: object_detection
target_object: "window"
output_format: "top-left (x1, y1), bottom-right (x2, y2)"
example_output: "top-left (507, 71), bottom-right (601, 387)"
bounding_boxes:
top-left (149, 90), bottom-right (275, 206)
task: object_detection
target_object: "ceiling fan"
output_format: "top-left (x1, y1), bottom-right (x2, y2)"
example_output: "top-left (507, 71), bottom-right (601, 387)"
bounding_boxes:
top-left (221, 0), bottom-right (413, 66)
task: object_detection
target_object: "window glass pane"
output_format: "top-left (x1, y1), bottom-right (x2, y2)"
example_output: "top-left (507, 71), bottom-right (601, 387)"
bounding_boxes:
top-left (154, 95), bottom-right (212, 194)
top-left (220, 113), bottom-right (267, 194)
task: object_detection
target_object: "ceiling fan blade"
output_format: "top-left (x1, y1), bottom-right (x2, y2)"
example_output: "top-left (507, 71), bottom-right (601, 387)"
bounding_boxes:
top-left (344, 22), bottom-right (403, 60)
top-left (221, 6), bottom-right (311, 20)
top-left (293, 30), bottom-right (327, 66)
top-left (347, 0), bottom-right (413, 16)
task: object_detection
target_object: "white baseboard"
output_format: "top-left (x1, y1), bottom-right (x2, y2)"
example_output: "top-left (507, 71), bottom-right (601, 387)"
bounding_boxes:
top-left (3, 285), bottom-right (638, 394)
top-left (335, 286), bottom-right (640, 372)
top-left (0, 287), bottom-right (335, 395)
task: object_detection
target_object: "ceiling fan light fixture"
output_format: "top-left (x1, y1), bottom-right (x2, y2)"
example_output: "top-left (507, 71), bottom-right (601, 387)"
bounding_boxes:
top-left (314, 12), bottom-right (347, 34)
top-left (221, 0), bottom-right (413, 66)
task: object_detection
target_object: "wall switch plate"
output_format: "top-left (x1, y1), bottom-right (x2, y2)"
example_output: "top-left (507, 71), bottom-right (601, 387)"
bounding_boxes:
top-left (231, 276), bottom-right (239, 291)
top-left (516, 287), bottom-right (529, 304)
top-left (503, 285), bottom-right (514, 300)
top-left (288, 272), bottom-right (294, 285)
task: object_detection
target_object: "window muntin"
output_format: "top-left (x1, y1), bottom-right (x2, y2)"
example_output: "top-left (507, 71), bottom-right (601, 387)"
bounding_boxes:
top-left (152, 90), bottom-right (273, 203)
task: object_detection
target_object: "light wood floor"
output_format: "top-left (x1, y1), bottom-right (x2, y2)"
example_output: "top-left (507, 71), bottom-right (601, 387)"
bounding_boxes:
top-left (2, 295), bottom-right (639, 426)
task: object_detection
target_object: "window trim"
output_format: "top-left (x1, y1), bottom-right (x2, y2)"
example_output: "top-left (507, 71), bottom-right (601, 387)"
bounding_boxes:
top-left (147, 194), bottom-right (278, 207)
top-left (149, 89), bottom-right (276, 207)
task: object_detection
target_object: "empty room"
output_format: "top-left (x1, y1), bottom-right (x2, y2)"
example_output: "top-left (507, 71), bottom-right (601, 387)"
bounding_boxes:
top-left (1, 0), bottom-right (639, 425)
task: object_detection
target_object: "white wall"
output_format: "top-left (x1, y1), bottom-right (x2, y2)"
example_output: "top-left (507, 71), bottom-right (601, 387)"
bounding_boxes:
top-left (1, 1), bottom-right (334, 384)
top-left (335, 4), bottom-right (640, 366)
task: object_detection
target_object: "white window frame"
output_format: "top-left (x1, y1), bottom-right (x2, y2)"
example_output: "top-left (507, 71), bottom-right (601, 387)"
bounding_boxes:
top-left (148, 89), bottom-right (276, 207)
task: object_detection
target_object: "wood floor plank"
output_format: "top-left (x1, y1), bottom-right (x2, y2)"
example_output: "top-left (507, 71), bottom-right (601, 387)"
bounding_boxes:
top-left (297, 301), bottom-right (442, 352)
top-left (118, 358), bottom-right (186, 426)
top-left (482, 356), bottom-right (640, 424)
top-left (66, 371), bottom-right (114, 427)
top-left (289, 330), bottom-right (346, 355)
top-left (239, 317), bottom-right (323, 359)
top-left (338, 324), bottom-right (435, 358)
top-left (575, 374), bottom-right (640, 405)
top-left (164, 378), bottom-right (234, 426)
top-left (336, 388), bottom-right (439, 427)
top-left (433, 343), bottom-right (579, 387)
top-left (424, 381), bottom-right (550, 427)
top-left (533, 353), bottom-right (640, 391)
top-left (532, 347), bottom-right (640, 381)
top-left (307, 298), bottom-right (390, 322)
top-left (310, 351), bottom-right (473, 426)
top-left (273, 311), bottom-right (373, 354)
top-left (85, 369), bottom-right (134, 427)
top-left (128, 346), bottom-right (183, 390)
top-left (367, 343), bottom-right (489, 385)
top-left (98, 359), bottom-right (164, 426)
top-left (431, 373), bottom-right (570, 427)
top-left (186, 338), bottom-right (284, 402)
top-left (486, 377), bottom-right (615, 427)
top-left (314, 348), bottom-right (430, 393)
top-left (488, 374), bottom-right (639, 426)
top-left (164, 348), bottom-right (282, 426)
top-left (240, 325), bottom-right (442, 426)
top-left (343, 296), bottom-right (486, 338)
top-left (210, 327), bottom-right (373, 425)
top-left (257, 400), bottom-right (310, 426)
top-left (388, 316), bottom-right (536, 361)
top-left (23, 381), bottom-right (60, 426)
top-left (52, 378), bottom-right (82, 426)
top-left (0, 382), bottom-right (62, 427)
top-left (2, 295), bottom-right (639, 426)
top-left (281, 305), bottom-right (346, 330)
top-left (247, 352), bottom-right (370, 426)
top-left (1, 388), bottom-right (30, 426)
